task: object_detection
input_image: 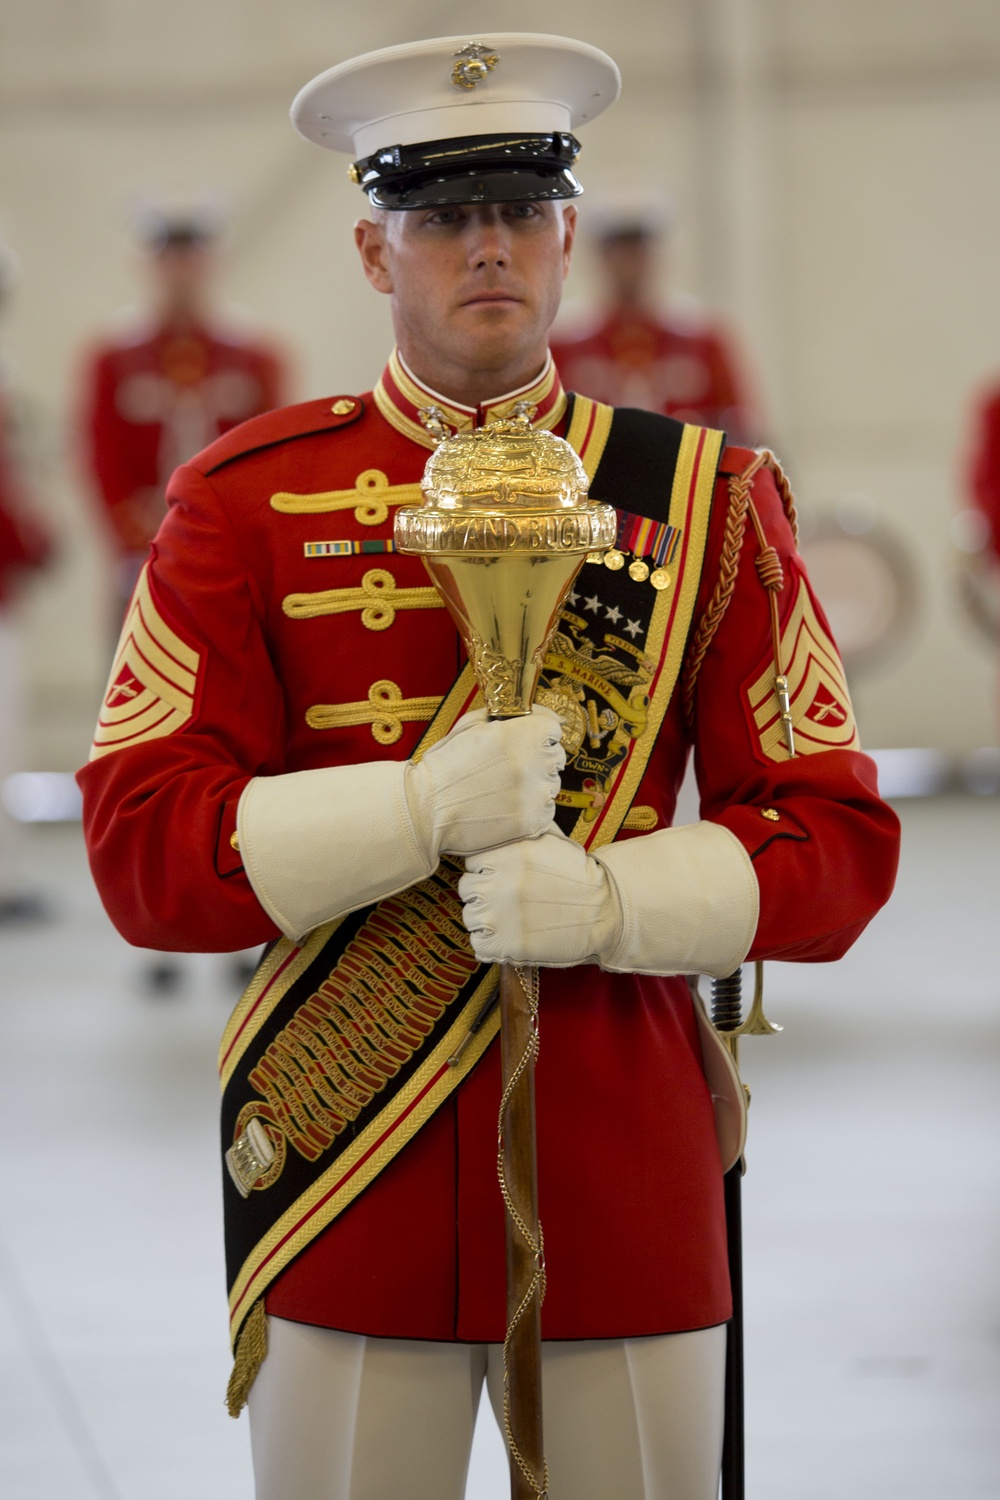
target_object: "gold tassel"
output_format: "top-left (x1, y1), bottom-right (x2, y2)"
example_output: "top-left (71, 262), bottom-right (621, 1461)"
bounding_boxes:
top-left (225, 1299), bottom-right (268, 1418)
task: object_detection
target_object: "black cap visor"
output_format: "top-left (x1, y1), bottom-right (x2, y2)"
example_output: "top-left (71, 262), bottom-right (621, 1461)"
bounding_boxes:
top-left (354, 132), bottom-right (583, 210)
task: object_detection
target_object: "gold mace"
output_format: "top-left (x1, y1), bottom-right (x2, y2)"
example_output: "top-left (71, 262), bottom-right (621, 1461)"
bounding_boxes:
top-left (396, 417), bottom-right (616, 1500)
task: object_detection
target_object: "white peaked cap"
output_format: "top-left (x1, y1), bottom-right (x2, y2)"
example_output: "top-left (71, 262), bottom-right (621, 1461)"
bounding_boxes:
top-left (127, 190), bottom-right (228, 246)
top-left (583, 187), bottom-right (678, 240)
top-left (291, 33), bottom-right (621, 160)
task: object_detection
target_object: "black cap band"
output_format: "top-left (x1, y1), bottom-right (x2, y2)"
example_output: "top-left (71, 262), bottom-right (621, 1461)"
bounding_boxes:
top-left (140, 218), bottom-right (217, 252)
top-left (352, 131), bottom-right (583, 210)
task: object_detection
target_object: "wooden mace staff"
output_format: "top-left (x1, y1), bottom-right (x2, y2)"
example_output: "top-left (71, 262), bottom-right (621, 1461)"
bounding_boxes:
top-left (395, 417), bottom-right (616, 1500)
top-left (498, 959), bottom-right (547, 1498)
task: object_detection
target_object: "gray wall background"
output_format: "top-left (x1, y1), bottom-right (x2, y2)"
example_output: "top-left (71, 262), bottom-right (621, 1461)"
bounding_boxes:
top-left (1, 0), bottom-right (999, 768)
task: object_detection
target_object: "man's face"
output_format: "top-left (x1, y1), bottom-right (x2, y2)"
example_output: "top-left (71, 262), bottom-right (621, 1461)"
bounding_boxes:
top-left (147, 240), bottom-right (216, 320)
top-left (355, 200), bottom-right (577, 388)
top-left (598, 231), bottom-right (657, 308)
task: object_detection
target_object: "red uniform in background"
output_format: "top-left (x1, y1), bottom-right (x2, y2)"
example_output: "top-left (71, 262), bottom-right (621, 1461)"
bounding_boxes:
top-left (79, 317), bottom-right (286, 590)
top-left (968, 381), bottom-right (1000, 565)
top-left (77, 209), bottom-right (288, 616)
top-left (552, 307), bottom-right (757, 444)
top-left (0, 387), bottom-right (50, 604)
top-left (552, 212), bottom-right (761, 445)
top-left (76, 208), bottom-right (288, 990)
top-left (0, 374), bottom-right (53, 920)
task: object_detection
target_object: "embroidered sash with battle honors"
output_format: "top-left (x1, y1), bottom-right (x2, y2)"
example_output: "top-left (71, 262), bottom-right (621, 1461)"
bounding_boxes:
top-left (218, 398), bottom-right (726, 1396)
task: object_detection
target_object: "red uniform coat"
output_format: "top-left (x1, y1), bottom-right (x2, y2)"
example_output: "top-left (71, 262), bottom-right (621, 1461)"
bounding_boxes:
top-left (0, 389), bottom-right (51, 607)
top-left (78, 316), bottom-right (286, 559)
top-left (552, 308), bottom-right (758, 446)
top-left (78, 356), bottom-right (898, 1343)
top-left (968, 381), bottom-right (1000, 564)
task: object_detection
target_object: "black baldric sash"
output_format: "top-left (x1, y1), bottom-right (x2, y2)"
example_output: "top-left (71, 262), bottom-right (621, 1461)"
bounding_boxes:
top-left (219, 402), bottom-right (725, 1355)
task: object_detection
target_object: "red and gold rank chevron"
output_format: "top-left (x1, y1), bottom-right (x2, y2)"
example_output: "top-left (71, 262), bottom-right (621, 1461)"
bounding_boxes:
top-left (745, 580), bottom-right (860, 761)
top-left (90, 564), bottom-right (202, 761)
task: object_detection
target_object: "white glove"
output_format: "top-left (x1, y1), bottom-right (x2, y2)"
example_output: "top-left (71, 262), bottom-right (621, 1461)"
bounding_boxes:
top-left (459, 821), bottom-right (759, 977)
top-left (459, 831), bottom-right (622, 967)
top-left (404, 705), bottom-right (565, 858)
top-left (237, 706), bottom-right (564, 944)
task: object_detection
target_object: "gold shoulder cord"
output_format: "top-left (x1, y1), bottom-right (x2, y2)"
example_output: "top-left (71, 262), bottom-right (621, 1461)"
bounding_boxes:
top-left (686, 448), bottom-right (797, 1126)
top-left (682, 448), bottom-right (799, 756)
top-left (691, 450), bottom-right (796, 1199)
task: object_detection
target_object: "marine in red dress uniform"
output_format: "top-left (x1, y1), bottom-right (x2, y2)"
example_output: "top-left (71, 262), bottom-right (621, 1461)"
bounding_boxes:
top-left (78, 207), bottom-right (287, 613)
top-left (0, 390), bottom-right (50, 608)
top-left (0, 237), bottom-right (51, 626)
top-left (551, 208), bottom-right (759, 443)
top-left (78, 35), bottom-right (899, 1500)
top-left (965, 379), bottom-right (1000, 731)
top-left (0, 238), bottom-right (53, 922)
top-left (968, 380), bottom-right (1000, 565)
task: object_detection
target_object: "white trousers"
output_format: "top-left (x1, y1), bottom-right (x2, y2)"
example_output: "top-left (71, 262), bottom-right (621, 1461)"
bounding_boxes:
top-left (248, 1316), bottom-right (727, 1500)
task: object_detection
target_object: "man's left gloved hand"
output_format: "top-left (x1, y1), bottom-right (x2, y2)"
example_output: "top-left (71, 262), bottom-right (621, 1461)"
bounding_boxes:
top-left (459, 831), bottom-right (621, 968)
top-left (459, 820), bottom-right (760, 977)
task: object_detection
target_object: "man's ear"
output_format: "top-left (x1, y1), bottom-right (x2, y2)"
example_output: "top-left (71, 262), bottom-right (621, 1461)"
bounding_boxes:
top-left (560, 204), bottom-right (578, 280)
top-left (354, 217), bottom-right (393, 294)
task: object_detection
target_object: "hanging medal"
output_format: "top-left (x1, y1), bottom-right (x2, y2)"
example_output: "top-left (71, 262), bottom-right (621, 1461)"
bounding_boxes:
top-left (590, 510), bottom-right (682, 589)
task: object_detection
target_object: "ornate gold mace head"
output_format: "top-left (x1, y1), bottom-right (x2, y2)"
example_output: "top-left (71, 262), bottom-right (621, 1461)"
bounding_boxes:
top-left (395, 419), bottom-right (616, 716)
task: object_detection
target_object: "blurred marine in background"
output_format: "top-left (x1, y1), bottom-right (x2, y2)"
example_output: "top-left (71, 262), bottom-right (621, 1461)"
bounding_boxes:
top-left (0, 232), bottom-right (53, 924)
top-left (76, 200), bottom-right (288, 993)
top-left (77, 200), bottom-right (288, 625)
top-left (964, 374), bottom-right (1000, 724)
top-left (967, 377), bottom-right (1000, 569)
top-left (551, 198), bottom-right (761, 444)
top-left (77, 33), bottom-right (899, 1500)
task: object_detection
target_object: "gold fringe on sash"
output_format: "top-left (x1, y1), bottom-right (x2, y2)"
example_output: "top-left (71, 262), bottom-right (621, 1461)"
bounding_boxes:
top-left (226, 1298), bottom-right (268, 1418)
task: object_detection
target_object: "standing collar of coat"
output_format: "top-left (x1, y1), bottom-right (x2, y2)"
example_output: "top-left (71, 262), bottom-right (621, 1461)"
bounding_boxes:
top-left (374, 346), bottom-right (567, 449)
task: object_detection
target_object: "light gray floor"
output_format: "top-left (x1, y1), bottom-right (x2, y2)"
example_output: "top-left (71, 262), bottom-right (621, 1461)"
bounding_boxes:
top-left (0, 797), bottom-right (997, 1499)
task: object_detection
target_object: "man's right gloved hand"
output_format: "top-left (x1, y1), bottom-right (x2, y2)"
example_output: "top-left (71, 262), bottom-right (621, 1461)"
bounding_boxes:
top-left (404, 705), bottom-right (565, 859)
top-left (236, 704), bottom-right (566, 942)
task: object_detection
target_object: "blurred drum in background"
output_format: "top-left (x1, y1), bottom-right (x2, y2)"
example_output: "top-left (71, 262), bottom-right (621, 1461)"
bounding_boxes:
top-left (796, 494), bottom-right (921, 678)
top-left (950, 508), bottom-right (1000, 648)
